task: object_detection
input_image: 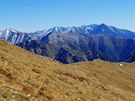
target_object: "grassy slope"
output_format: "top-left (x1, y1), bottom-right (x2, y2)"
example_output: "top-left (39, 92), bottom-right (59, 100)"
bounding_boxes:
top-left (0, 39), bottom-right (135, 101)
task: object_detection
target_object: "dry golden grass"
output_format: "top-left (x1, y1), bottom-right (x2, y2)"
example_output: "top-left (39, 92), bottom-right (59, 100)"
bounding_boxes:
top-left (0, 39), bottom-right (135, 101)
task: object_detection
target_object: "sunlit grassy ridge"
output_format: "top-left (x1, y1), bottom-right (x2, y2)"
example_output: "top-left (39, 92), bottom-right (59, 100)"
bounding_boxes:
top-left (0, 39), bottom-right (135, 101)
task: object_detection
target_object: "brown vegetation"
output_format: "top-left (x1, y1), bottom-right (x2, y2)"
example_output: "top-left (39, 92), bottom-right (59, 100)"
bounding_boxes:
top-left (0, 39), bottom-right (135, 101)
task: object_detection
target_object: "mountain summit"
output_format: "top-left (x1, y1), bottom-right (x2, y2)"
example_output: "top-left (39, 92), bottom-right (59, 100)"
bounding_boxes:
top-left (0, 24), bottom-right (135, 63)
top-left (42, 24), bottom-right (135, 39)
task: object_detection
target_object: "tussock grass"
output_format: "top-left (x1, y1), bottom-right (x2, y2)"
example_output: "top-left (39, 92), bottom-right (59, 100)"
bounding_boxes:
top-left (0, 40), bottom-right (135, 101)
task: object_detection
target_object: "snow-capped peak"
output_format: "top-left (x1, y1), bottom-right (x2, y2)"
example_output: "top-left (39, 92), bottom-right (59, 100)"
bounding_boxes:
top-left (9, 28), bottom-right (17, 32)
top-left (4, 28), bottom-right (17, 33)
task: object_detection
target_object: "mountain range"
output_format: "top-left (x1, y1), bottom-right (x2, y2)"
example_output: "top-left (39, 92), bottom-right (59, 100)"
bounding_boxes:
top-left (0, 24), bottom-right (135, 63)
top-left (0, 39), bottom-right (135, 101)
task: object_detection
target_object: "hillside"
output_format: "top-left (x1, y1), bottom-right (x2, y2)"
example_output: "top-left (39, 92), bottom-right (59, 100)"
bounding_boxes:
top-left (18, 34), bottom-right (135, 63)
top-left (0, 39), bottom-right (135, 101)
top-left (1, 24), bottom-right (135, 64)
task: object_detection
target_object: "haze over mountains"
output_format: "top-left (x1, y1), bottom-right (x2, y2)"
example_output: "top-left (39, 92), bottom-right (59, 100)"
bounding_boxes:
top-left (0, 24), bottom-right (135, 63)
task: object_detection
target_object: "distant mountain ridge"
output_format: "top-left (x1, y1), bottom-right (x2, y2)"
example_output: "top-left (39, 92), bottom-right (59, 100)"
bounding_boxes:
top-left (1, 24), bottom-right (135, 44)
top-left (44, 23), bottom-right (135, 39)
top-left (18, 34), bottom-right (135, 63)
top-left (0, 24), bottom-right (135, 63)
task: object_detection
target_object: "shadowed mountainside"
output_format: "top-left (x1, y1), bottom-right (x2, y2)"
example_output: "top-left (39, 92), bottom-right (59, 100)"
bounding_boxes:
top-left (0, 39), bottom-right (135, 101)
top-left (18, 34), bottom-right (135, 63)
top-left (0, 24), bottom-right (135, 64)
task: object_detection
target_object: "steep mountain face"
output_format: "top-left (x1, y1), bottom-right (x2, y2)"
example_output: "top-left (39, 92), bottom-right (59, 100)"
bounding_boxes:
top-left (1, 24), bottom-right (135, 63)
top-left (17, 40), bottom-right (56, 58)
top-left (0, 29), bottom-right (41, 44)
top-left (1, 24), bottom-right (135, 43)
top-left (0, 29), bottom-right (30, 44)
top-left (1, 39), bottom-right (135, 101)
top-left (125, 53), bottom-right (135, 62)
top-left (43, 23), bottom-right (135, 39)
top-left (91, 24), bottom-right (135, 39)
top-left (18, 33), bottom-right (135, 63)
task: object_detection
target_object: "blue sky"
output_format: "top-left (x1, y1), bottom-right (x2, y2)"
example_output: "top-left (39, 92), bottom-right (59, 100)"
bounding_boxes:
top-left (0, 0), bottom-right (135, 32)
